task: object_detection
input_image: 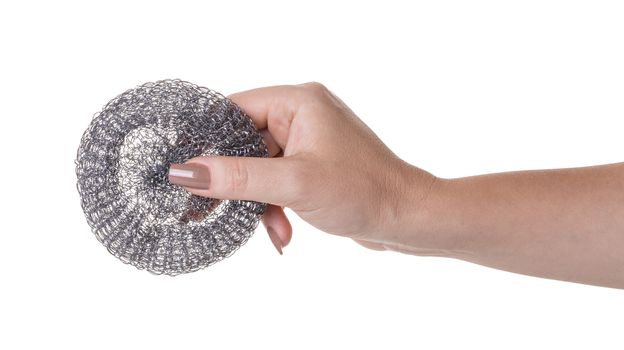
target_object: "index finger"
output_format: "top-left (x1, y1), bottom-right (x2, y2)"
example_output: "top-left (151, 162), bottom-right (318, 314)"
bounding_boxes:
top-left (228, 85), bottom-right (302, 149)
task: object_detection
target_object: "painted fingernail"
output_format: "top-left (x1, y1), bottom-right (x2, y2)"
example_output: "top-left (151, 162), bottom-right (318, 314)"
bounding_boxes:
top-left (267, 227), bottom-right (283, 255)
top-left (168, 163), bottom-right (211, 190)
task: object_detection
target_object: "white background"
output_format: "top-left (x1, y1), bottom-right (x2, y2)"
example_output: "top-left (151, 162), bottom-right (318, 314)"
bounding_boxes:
top-left (1, 1), bottom-right (623, 349)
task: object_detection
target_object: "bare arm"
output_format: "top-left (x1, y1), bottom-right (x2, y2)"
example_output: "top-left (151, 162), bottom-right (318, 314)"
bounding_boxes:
top-left (168, 82), bottom-right (624, 289)
top-left (390, 163), bottom-right (624, 288)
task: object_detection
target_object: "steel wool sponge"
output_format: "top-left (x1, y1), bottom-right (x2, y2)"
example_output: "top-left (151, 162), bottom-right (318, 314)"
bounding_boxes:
top-left (75, 80), bottom-right (268, 275)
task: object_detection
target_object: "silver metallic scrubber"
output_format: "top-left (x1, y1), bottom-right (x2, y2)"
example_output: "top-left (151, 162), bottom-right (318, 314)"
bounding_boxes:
top-left (76, 80), bottom-right (268, 275)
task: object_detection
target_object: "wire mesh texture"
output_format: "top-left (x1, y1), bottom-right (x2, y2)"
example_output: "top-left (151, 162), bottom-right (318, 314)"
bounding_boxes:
top-left (75, 79), bottom-right (268, 275)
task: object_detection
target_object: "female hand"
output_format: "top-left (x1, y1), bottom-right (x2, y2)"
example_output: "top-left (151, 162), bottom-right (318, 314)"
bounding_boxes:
top-left (169, 82), bottom-right (624, 288)
top-left (168, 82), bottom-right (437, 254)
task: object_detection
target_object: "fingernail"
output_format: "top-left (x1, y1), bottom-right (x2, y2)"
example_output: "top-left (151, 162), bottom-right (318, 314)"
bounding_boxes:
top-left (168, 163), bottom-right (211, 190)
top-left (267, 227), bottom-right (283, 255)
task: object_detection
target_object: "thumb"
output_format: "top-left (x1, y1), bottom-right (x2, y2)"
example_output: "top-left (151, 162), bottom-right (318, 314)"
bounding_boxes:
top-left (168, 156), bottom-right (302, 206)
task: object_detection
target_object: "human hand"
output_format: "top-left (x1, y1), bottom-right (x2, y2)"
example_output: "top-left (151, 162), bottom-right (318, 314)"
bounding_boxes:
top-left (168, 83), bottom-right (437, 254)
top-left (167, 82), bottom-right (624, 288)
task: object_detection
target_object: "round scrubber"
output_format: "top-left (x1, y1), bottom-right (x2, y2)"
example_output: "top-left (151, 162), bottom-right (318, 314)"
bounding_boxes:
top-left (75, 79), bottom-right (268, 275)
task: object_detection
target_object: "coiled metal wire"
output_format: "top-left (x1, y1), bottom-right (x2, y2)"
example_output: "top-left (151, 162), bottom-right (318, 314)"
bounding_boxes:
top-left (76, 80), bottom-right (268, 275)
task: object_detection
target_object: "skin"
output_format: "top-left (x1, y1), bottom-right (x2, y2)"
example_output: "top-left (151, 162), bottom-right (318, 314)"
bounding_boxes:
top-left (172, 82), bottom-right (624, 289)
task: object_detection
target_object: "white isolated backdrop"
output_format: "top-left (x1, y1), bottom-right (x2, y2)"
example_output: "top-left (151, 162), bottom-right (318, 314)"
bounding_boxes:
top-left (1, 1), bottom-right (623, 349)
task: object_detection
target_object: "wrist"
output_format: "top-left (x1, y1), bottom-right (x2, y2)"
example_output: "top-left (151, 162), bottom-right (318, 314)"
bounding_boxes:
top-left (379, 164), bottom-right (471, 259)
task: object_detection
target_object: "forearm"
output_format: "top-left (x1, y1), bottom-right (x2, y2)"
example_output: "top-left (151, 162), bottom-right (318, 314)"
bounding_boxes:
top-left (394, 162), bottom-right (624, 288)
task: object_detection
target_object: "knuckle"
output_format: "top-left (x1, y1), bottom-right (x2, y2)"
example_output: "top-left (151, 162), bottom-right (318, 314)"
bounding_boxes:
top-left (223, 160), bottom-right (249, 195)
top-left (301, 81), bottom-right (329, 96)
